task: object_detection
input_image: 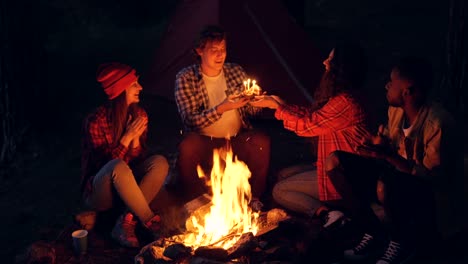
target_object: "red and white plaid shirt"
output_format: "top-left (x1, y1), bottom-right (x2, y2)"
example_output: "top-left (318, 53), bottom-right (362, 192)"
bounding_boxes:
top-left (80, 103), bottom-right (147, 196)
top-left (275, 92), bottom-right (370, 201)
top-left (175, 63), bottom-right (259, 132)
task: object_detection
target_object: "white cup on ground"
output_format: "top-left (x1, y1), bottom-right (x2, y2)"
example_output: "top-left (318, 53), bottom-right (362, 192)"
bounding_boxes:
top-left (71, 229), bottom-right (88, 255)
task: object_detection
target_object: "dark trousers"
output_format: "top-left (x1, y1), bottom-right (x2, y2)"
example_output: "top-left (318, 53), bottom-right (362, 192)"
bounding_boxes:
top-left (326, 151), bottom-right (437, 246)
top-left (176, 130), bottom-right (270, 201)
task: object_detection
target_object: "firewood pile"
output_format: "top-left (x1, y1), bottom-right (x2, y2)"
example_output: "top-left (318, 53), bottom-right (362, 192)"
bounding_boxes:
top-left (135, 208), bottom-right (290, 264)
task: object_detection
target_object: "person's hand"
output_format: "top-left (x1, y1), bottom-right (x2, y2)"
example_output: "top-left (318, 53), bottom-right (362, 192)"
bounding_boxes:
top-left (270, 95), bottom-right (285, 105)
top-left (129, 135), bottom-right (143, 149)
top-left (363, 124), bottom-right (390, 147)
top-left (216, 94), bottom-right (250, 114)
top-left (356, 124), bottom-right (391, 157)
top-left (124, 115), bottom-right (148, 140)
top-left (356, 125), bottom-right (393, 159)
top-left (355, 144), bottom-right (388, 159)
top-left (120, 115), bottom-right (147, 147)
top-left (249, 95), bottom-right (282, 109)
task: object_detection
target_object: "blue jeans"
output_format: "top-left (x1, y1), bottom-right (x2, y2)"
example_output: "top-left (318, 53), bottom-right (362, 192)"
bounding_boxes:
top-left (272, 164), bottom-right (321, 217)
top-left (85, 155), bottom-right (169, 223)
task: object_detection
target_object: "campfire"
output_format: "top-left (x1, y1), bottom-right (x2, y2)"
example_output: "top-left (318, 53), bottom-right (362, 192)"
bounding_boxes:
top-left (173, 144), bottom-right (259, 249)
top-left (136, 144), bottom-right (289, 263)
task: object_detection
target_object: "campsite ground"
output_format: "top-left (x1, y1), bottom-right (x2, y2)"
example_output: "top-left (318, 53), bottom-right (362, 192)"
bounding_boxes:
top-left (1, 0), bottom-right (466, 263)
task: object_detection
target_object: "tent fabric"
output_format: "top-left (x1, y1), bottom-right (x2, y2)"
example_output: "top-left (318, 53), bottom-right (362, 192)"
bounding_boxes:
top-left (141, 0), bottom-right (324, 106)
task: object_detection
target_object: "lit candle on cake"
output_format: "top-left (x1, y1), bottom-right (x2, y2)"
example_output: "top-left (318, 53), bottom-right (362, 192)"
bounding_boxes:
top-left (242, 78), bottom-right (261, 98)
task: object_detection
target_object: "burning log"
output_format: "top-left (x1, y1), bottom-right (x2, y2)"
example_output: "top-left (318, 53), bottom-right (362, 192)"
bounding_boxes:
top-left (135, 208), bottom-right (290, 263)
top-left (226, 232), bottom-right (257, 259)
top-left (194, 246), bottom-right (228, 261)
top-left (193, 232), bottom-right (258, 261)
top-left (183, 193), bottom-right (212, 216)
top-left (255, 208), bottom-right (291, 237)
top-left (163, 243), bottom-right (192, 261)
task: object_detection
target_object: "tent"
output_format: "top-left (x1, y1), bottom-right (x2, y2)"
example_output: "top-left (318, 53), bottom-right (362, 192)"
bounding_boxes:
top-left (141, 0), bottom-right (324, 106)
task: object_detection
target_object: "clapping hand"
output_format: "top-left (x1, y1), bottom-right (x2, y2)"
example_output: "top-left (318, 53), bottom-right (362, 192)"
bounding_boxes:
top-left (356, 125), bottom-right (391, 159)
top-left (125, 115), bottom-right (148, 139)
top-left (368, 125), bottom-right (390, 146)
top-left (119, 115), bottom-right (148, 148)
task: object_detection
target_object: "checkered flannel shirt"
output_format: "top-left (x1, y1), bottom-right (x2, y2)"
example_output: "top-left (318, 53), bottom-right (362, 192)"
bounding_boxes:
top-left (275, 92), bottom-right (371, 201)
top-left (175, 63), bottom-right (259, 132)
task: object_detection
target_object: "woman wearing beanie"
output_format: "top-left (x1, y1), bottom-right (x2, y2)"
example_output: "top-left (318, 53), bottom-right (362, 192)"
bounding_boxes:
top-left (81, 62), bottom-right (169, 248)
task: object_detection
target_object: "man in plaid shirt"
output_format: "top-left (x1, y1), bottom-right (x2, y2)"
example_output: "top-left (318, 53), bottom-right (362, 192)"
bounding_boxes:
top-left (174, 25), bottom-right (270, 210)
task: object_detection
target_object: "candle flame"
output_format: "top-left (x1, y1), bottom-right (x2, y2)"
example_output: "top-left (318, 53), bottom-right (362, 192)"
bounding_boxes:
top-left (242, 79), bottom-right (261, 97)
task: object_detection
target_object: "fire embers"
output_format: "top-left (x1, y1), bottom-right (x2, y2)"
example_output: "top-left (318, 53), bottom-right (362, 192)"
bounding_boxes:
top-left (135, 232), bottom-right (257, 263)
top-left (135, 208), bottom-right (290, 263)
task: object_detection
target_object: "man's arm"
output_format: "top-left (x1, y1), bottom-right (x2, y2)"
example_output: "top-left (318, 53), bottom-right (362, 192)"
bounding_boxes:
top-left (412, 122), bottom-right (443, 180)
top-left (356, 124), bottom-right (414, 174)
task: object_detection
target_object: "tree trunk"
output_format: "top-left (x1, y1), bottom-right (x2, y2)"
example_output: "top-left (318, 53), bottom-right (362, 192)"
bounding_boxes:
top-left (1, 0), bottom-right (44, 175)
top-left (0, 0), bottom-right (16, 169)
top-left (440, 0), bottom-right (466, 118)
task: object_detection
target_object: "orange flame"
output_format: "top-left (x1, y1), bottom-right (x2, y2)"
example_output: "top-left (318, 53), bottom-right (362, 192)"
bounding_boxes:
top-left (173, 144), bottom-right (259, 250)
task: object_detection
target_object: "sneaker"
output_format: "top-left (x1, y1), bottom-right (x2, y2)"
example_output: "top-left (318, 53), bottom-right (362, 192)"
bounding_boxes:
top-left (322, 210), bottom-right (345, 228)
top-left (344, 233), bottom-right (381, 261)
top-left (249, 198), bottom-right (264, 212)
top-left (111, 212), bottom-right (140, 248)
top-left (144, 214), bottom-right (162, 239)
top-left (376, 241), bottom-right (414, 264)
